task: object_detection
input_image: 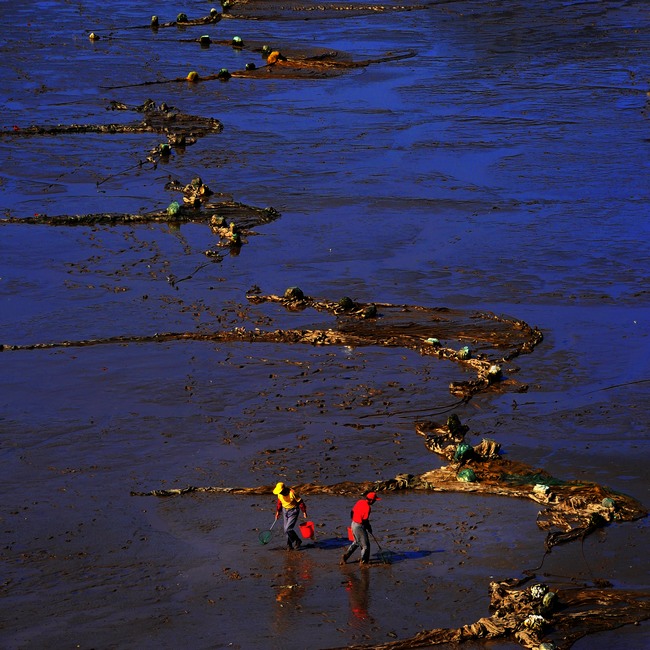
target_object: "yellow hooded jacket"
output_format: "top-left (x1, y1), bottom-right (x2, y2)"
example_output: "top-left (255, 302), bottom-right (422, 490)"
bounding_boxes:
top-left (277, 489), bottom-right (301, 510)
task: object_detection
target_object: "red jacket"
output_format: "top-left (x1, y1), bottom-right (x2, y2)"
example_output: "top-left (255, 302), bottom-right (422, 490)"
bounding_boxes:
top-left (351, 498), bottom-right (372, 525)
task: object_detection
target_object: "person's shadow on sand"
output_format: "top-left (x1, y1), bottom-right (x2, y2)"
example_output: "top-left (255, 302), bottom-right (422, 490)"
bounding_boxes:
top-left (314, 536), bottom-right (445, 564)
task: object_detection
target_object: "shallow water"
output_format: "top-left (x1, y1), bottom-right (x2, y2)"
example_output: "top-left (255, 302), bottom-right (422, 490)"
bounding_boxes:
top-left (1, 0), bottom-right (649, 648)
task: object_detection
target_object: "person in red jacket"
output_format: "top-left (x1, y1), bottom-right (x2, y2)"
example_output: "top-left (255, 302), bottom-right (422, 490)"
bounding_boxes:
top-left (340, 491), bottom-right (381, 566)
top-left (273, 482), bottom-right (308, 550)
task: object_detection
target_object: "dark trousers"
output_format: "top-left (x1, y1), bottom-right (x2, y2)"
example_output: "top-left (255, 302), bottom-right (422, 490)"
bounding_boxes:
top-left (283, 506), bottom-right (301, 547)
top-left (346, 521), bottom-right (370, 562)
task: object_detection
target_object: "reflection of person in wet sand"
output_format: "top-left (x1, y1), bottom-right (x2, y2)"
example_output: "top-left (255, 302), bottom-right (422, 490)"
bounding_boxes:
top-left (272, 551), bottom-right (313, 637)
top-left (345, 568), bottom-right (373, 623)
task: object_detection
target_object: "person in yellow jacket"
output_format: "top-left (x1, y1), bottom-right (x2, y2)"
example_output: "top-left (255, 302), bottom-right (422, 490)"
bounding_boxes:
top-left (273, 482), bottom-right (307, 550)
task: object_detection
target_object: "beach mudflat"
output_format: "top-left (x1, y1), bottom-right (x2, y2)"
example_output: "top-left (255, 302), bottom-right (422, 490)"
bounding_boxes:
top-left (1, 1), bottom-right (648, 648)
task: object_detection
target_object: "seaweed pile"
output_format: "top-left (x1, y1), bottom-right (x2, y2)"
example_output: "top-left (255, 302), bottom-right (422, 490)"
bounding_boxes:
top-left (334, 578), bottom-right (650, 649)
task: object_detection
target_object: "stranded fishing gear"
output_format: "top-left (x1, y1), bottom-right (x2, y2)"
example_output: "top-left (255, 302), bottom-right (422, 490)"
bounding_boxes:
top-left (258, 518), bottom-right (277, 545)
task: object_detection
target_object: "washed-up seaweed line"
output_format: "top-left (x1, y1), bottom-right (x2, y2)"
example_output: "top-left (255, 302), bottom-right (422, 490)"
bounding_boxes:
top-left (0, 326), bottom-right (518, 399)
top-left (100, 50), bottom-right (418, 87)
top-left (230, 49), bottom-right (417, 79)
top-left (0, 201), bottom-right (279, 228)
top-left (1, 291), bottom-right (541, 401)
top-left (130, 468), bottom-right (646, 550)
top-left (0, 102), bottom-right (222, 142)
top-left (130, 421), bottom-right (647, 552)
top-left (247, 291), bottom-right (543, 398)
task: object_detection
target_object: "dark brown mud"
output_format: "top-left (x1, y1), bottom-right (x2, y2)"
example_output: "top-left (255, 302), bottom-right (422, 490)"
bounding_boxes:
top-left (220, 0), bottom-right (439, 20)
top-left (1, 1), bottom-right (649, 649)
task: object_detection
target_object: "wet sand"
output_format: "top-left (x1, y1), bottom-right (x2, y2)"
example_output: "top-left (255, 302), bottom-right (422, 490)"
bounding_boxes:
top-left (1, 0), bottom-right (649, 648)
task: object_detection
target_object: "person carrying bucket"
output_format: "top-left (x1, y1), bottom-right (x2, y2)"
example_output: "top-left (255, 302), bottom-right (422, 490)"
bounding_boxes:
top-left (340, 491), bottom-right (381, 566)
top-left (273, 482), bottom-right (308, 550)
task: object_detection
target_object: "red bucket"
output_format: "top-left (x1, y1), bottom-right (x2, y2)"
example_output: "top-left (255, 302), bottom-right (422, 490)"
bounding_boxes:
top-left (299, 521), bottom-right (315, 540)
top-left (347, 526), bottom-right (354, 541)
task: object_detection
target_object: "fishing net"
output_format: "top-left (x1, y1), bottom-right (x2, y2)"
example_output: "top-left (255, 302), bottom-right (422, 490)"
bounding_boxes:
top-left (501, 472), bottom-right (569, 487)
top-left (258, 529), bottom-right (274, 545)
